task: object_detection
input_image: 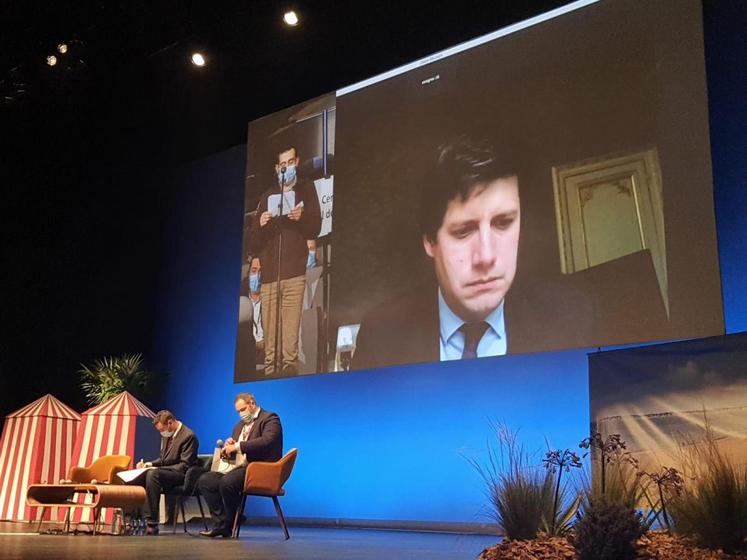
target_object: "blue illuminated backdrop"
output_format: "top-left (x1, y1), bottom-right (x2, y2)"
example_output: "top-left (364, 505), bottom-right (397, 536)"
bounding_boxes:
top-left (151, 1), bottom-right (746, 526)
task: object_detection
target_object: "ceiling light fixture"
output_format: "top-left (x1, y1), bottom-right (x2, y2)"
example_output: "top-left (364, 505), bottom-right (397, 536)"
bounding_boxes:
top-left (191, 52), bottom-right (206, 67)
top-left (57, 43), bottom-right (68, 54)
top-left (46, 55), bottom-right (57, 67)
top-left (283, 10), bottom-right (299, 26)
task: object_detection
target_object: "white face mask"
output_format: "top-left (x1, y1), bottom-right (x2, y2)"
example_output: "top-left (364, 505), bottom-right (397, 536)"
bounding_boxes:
top-left (161, 430), bottom-right (174, 438)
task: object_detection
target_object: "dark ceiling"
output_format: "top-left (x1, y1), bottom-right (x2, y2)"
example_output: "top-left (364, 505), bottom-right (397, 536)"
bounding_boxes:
top-left (1, 0), bottom-right (568, 164)
top-left (1, 0), bottom-right (571, 414)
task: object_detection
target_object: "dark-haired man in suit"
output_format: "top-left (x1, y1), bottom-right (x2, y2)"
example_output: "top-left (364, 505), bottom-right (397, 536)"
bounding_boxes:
top-left (131, 410), bottom-right (199, 535)
top-left (352, 135), bottom-right (593, 370)
top-left (198, 392), bottom-right (283, 538)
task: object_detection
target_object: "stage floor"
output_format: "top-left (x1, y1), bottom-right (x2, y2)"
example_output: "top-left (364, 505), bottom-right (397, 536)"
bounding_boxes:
top-left (0, 521), bottom-right (497, 560)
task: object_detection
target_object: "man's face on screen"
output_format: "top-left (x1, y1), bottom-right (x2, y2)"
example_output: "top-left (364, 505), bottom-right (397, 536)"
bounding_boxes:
top-left (250, 257), bottom-right (261, 275)
top-left (275, 148), bottom-right (299, 175)
top-left (423, 176), bottom-right (520, 323)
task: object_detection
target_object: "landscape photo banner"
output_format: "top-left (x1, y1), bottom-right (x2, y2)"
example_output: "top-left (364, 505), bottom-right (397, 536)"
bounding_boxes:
top-left (589, 332), bottom-right (747, 472)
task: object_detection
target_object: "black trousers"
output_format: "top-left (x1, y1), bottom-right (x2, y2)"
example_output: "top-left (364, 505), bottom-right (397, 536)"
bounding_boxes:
top-left (131, 468), bottom-right (185, 524)
top-left (197, 467), bottom-right (247, 530)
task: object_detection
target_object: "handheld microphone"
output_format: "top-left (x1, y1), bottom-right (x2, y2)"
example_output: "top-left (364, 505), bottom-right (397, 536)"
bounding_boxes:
top-left (217, 439), bottom-right (229, 460)
top-left (280, 165), bottom-right (287, 175)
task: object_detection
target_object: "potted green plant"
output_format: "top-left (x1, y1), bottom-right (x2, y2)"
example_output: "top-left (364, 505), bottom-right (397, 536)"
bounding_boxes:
top-left (78, 353), bottom-right (163, 405)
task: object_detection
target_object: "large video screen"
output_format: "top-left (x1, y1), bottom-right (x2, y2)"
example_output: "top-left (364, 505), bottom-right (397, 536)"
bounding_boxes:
top-left (235, 0), bottom-right (723, 382)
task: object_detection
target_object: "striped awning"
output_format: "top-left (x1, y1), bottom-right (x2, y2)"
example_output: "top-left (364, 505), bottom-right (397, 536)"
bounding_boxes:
top-left (7, 394), bottom-right (81, 420)
top-left (0, 394), bottom-right (81, 521)
top-left (84, 391), bottom-right (155, 418)
top-left (69, 392), bottom-right (156, 524)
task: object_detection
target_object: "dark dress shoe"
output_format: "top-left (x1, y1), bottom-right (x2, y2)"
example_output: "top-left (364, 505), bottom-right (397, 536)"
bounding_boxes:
top-left (199, 527), bottom-right (231, 538)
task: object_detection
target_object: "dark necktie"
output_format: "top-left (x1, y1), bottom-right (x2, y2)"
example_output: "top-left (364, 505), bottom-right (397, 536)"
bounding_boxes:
top-left (460, 322), bottom-right (489, 359)
top-left (163, 436), bottom-right (173, 457)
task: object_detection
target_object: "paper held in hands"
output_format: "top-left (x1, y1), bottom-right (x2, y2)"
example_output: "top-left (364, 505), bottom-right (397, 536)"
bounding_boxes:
top-left (116, 467), bottom-right (155, 483)
top-left (268, 192), bottom-right (302, 217)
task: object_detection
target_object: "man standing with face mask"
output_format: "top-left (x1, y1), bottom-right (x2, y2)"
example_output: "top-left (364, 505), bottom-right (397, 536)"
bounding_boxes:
top-left (130, 410), bottom-right (199, 535)
top-left (249, 145), bottom-right (321, 377)
top-left (197, 393), bottom-right (283, 538)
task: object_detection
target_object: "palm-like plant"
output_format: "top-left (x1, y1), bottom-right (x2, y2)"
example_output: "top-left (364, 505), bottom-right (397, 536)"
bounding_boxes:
top-left (79, 353), bottom-right (156, 405)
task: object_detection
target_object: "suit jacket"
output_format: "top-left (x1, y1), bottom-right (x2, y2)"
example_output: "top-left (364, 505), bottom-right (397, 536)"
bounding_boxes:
top-left (151, 423), bottom-right (199, 474)
top-left (230, 409), bottom-right (283, 463)
top-left (352, 277), bottom-right (596, 371)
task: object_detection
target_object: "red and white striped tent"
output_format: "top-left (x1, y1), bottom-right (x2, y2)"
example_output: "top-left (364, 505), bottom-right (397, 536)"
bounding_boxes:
top-left (0, 394), bottom-right (81, 521)
top-left (70, 391), bottom-right (160, 523)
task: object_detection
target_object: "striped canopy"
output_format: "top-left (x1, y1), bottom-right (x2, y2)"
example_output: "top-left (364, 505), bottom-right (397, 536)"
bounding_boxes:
top-left (84, 391), bottom-right (156, 417)
top-left (0, 394), bottom-right (81, 521)
top-left (69, 391), bottom-right (158, 524)
top-left (71, 391), bottom-right (156, 472)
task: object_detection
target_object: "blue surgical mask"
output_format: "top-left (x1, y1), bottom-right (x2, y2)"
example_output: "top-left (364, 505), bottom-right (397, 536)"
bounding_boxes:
top-left (249, 273), bottom-right (261, 293)
top-left (278, 164), bottom-right (297, 185)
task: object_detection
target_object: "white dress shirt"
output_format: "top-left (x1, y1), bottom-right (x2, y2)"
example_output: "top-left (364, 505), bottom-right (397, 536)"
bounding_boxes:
top-left (438, 289), bottom-right (507, 360)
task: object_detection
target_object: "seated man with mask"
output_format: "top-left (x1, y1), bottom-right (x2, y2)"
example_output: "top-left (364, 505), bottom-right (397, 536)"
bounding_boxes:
top-left (197, 392), bottom-right (283, 538)
top-left (130, 410), bottom-right (199, 535)
top-left (237, 256), bottom-right (265, 376)
top-left (248, 256), bottom-right (265, 361)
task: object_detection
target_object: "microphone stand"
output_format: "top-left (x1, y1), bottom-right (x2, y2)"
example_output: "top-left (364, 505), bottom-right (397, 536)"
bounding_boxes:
top-left (273, 169), bottom-right (285, 375)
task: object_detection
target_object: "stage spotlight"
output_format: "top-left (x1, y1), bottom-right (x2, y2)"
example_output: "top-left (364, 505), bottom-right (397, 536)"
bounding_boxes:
top-left (191, 52), bottom-right (206, 67)
top-left (46, 55), bottom-right (57, 67)
top-left (283, 10), bottom-right (299, 26)
top-left (57, 43), bottom-right (68, 54)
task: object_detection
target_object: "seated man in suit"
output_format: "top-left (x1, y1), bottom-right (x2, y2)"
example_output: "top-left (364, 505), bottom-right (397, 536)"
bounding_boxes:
top-left (131, 410), bottom-right (199, 535)
top-left (352, 134), bottom-right (593, 370)
top-left (197, 392), bottom-right (283, 538)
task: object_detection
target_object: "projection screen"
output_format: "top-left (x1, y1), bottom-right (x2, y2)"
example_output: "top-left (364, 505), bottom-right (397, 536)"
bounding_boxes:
top-left (234, 0), bottom-right (723, 382)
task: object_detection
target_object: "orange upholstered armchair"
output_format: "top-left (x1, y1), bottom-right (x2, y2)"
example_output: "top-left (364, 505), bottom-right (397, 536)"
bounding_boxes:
top-left (68, 455), bottom-right (131, 484)
top-left (232, 448), bottom-right (298, 539)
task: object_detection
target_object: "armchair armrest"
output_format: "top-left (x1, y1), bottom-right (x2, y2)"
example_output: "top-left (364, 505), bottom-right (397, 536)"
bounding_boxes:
top-left (69, 466), bottom-right (93, 483)
top-left (109, 465), bottom-right (128, 484)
